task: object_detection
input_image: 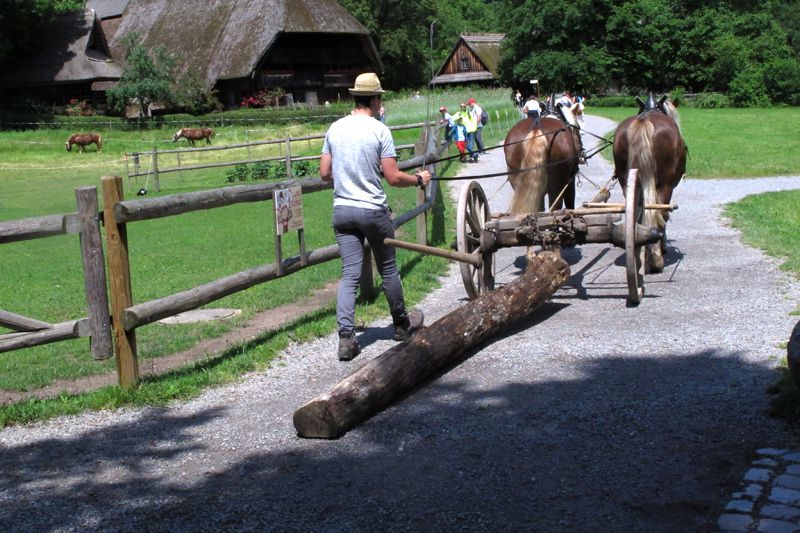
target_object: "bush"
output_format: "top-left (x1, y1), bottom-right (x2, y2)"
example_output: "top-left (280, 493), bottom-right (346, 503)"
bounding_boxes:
top-left (586, 95), bottom-right (636, 108)
top-left (689, 92), bottom-right (732, 108)
top-left (225, 164), bottom-right (249, 183)
top-left (251, 161), bottom-right (271, 181)
top-left (729, 67), bottom-right (770, 107)
top-left (764, 57), bottom-right (800, 106)
top-left (64, 99), bottom-right (95, 116)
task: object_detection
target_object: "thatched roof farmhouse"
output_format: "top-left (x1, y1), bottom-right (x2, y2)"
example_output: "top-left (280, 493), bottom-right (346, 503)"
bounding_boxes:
top-left (0, 0), bottom-right (382, 110)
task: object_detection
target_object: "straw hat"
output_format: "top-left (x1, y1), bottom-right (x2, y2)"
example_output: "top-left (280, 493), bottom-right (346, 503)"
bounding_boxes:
top-left (349, 73), bottom-right (386, 96)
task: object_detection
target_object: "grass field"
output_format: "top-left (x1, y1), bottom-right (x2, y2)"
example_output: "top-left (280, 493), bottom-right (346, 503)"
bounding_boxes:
top-left (590, 107), bottom-right (800, 179)
top-left (2, 91), bottom-right (799, 426)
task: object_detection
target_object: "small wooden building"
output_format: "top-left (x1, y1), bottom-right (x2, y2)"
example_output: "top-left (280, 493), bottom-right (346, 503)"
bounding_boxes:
top-left (431, 33), bottom-right (505, 86)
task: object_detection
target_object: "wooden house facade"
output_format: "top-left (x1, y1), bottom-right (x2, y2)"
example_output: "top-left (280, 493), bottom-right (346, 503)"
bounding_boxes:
top-left (432, 34), bottom-right (505, 86)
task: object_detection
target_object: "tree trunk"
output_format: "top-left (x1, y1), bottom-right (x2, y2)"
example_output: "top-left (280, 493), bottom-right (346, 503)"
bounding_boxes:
top-left (293, 250), bottom-right (570, 439)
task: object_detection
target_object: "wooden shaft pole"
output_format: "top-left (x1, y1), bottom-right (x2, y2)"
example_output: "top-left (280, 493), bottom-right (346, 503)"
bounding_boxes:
top-left (384, 238), bottom-right (482, 266)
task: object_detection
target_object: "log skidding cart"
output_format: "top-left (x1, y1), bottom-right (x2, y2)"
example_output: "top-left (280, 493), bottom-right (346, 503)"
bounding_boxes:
top-left (389, 168), bottom-right (675, 306)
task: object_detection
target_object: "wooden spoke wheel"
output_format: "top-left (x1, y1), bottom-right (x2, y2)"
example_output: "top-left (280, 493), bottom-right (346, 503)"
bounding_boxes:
top-left (625, 169), bottom-right (645, 306)
top-left (457, 181), bottom-right (494, 299)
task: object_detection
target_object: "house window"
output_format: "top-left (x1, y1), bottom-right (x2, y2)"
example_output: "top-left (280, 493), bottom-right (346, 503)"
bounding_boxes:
top-left (460, 55), bottom-right (469, 71)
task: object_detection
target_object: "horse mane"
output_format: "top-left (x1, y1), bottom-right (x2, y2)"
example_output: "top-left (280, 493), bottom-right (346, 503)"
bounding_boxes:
top-left (661, 99), bottom-right (682, 133)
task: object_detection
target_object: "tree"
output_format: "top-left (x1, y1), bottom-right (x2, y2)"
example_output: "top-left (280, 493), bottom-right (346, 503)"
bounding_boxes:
top-left (0, 0), bottom-right (83, 69)
top-left (106, 33), bottom-right (177, 117)
top-left (339, 0), bottom-right (437, 88)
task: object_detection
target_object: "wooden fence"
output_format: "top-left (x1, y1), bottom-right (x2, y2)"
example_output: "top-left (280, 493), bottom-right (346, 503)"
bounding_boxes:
top-left (1, 122), bottom-right (447, 392)
top-left (125, 122), bottom-right (427, 193)
top-left (0, 188), bottom-right (112, 360)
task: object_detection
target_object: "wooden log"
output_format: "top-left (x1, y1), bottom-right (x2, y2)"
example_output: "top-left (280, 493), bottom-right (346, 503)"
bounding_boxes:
top-left (121, 243), bottom-right (341, 331)
top-left (114, 178), bottom-right (330, 223)
top-left (293, 251), bottom-right (570, 439)
top-left (0, 213), bottom-right (80, 244)
top-left (0, 310), bottom-right (51, 332)
top-left (0, 320), bottom-right (84, 353)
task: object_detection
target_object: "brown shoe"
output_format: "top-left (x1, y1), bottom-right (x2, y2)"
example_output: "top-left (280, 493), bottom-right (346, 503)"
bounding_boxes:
top-left (338, 334), bottom-right (361, 361)
top-left (393, 310), bottom-right (424, 342)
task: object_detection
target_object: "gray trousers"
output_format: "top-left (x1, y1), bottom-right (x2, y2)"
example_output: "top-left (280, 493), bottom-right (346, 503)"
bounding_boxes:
top-left (333, 204), bottom-right (408, 337)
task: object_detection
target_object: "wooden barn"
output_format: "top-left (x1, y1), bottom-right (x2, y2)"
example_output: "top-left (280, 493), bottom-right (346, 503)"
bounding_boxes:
top-left (431, 33), bottom-right (505, 86)
top-left (0, 0), bottom-right (382, 110)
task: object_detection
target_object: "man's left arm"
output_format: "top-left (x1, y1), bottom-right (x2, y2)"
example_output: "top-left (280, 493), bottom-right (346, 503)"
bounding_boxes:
top-left (320, 153), bottom-right (332, 182)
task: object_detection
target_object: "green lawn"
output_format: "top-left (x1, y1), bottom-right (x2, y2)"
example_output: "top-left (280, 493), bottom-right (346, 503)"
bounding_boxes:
top-left (590, 107), bottom-right (800, 179)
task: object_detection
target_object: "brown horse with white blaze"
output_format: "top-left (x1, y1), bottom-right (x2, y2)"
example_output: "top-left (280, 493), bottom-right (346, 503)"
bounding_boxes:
top-left (613, 96), bottom-right (687, 273)
top-left (504, 106), bottom-right (582, 215)
top-left (172, 127), bottom-right (214, 146)
top-left (66, 132), bottom-right (102, 153)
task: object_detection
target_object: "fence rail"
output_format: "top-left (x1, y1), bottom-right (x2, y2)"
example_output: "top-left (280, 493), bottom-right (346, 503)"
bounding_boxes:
top-left (124, 122), bottom-right (427, 188)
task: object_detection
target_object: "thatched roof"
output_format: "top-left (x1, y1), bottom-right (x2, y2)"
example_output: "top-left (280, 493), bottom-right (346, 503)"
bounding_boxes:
top-left (109, 0), bottom-right (381, 88)
top-left (0, 11), bottom-right (122, 89)
top-left (86, 0), bottom-right (130, 20)
top-left (463, 33), bottom-right (504, 74)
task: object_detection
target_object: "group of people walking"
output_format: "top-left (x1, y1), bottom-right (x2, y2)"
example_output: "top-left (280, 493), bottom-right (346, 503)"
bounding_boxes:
top-left (438, 98), bottom-right (487, 163)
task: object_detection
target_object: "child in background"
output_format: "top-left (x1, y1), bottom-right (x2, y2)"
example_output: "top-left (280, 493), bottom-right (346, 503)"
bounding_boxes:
top-left (451, 115), bottom-right (468, 162)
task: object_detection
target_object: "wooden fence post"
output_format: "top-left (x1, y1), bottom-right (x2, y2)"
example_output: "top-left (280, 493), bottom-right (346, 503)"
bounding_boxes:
top-left (101, 176), bottom-right (139, 389)
top-left (285, 136), bottom-right (292, 178)
top-left (75, 186), bottom-right (113, 360)
top-left (151, 148), bottom-right (160, 192)
top-left (414, 124), bottom-right (431, 247)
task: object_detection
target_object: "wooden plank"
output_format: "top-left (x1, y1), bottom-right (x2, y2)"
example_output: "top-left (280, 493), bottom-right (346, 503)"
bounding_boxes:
top-left (0, 310), bottom-right (52, 332)
top-left (75, 186), bottom-right (113, 360)
top-left (293, 251), bottom-right (570, 439)
top-left (102, 176), bottom-right (139, 389)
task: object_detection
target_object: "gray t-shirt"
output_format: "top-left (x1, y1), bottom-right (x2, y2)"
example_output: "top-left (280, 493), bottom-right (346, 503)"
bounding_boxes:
top-left (322, 114), bottom-right (397, 210)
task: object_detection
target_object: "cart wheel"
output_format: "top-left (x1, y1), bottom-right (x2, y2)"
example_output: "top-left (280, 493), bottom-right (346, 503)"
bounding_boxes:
top-left (457, 181), bottom-right (494, 299)
top-left (625, 169), bottom-right (645, 306)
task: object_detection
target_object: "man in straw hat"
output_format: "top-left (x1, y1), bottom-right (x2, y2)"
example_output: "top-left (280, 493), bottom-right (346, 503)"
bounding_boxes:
top-left (320, 72), bottom-right (431, 361)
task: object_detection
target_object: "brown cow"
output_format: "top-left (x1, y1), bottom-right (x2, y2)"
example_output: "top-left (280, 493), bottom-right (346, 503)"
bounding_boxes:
top-left (172, 127), bottom-right (214, 146)
top-left (66, 132), bottom-right (102, 153)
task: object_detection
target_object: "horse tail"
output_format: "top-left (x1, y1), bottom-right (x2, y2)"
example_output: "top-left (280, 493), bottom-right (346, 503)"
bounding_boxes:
top-left (96, 134), bottom-right (102, 152)
top-left (626, 118), bottom-right (662, 233)
top-left (509, 129), bottom-right (548, 214)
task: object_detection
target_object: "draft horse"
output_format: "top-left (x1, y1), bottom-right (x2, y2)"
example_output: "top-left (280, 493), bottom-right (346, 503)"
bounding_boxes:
top-left (65, 132), bottom-right (102, 153)
top-left (172, 127), bottom-right (214, 146)
top-left (504, 102), bottom-right (582, 215)
top-left (613, 94), bottom-right (687, 273)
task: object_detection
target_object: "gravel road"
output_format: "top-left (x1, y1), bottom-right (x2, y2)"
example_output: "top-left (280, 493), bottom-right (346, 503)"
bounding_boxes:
top-left (2, 115), bottom-right (799, 532)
